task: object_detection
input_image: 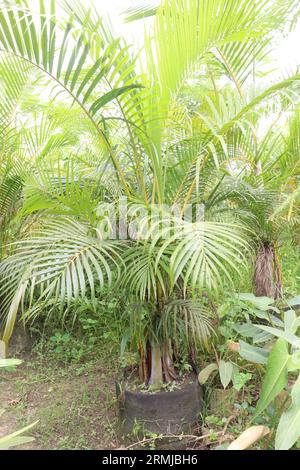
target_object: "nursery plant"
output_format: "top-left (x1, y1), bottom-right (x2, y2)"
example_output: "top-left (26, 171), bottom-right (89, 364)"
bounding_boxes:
top-left (0, 0), bottom-right (300, 394)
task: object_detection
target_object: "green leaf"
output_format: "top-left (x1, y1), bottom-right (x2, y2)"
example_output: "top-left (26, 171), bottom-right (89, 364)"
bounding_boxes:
top-left (254, 325), bottom-right (300, 348)
top-left (255, 339), bottom-right (290, 417)
top-left (0, 420), bottom-right (38, 450)
top-left (239, 340), bottom-right (269, 365)
top-left (198, 363), bottom-right (218, 385)
top-left (235, 293), bottom-right (274, 310)
top-left (288, 352), bottom-right (300, 372)
top-left (219, 360), bottom-right (234, 389)
top-left (252, 331), bottom-right (274, 345)
top-left (290, 375), bottom-right (300, 406)
top-left (89, 85), bottom-right (143, 115)
top-left (287, 296), bottom-right (300, 308)
top-left (234, 323), bottom-right (273, 343)
top-left (234, 323), bottom-right (261, 337)
top-left (275, 375), bottom-right (300, 450)
top-left (0, 436), bottom-right (35, 450)
top-left (232, 370), bottom-right (252, 391)
top-left (122, 2), bottom-right (159, 23)
top-left (284, 310), bottom-right (300, 334)
top-left (253, 309), bottom-right (283, 327)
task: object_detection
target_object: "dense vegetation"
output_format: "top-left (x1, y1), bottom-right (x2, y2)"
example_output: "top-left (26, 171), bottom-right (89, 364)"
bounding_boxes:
top-left (0, 0), bottom-right (300, 451)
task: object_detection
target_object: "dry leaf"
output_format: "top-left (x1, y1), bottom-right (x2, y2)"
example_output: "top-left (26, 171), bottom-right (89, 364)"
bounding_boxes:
top-left (8, 398), bottom-right (22, 406)
top-left (227, 426), bottom-right (270, 450)
top-left (227, 341), bottom-right (241, 352)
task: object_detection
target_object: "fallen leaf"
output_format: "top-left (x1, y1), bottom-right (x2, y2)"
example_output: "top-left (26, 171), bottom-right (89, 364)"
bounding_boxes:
top-left (8, 398), bottom-right (22, 406)
top-left (227, 426), bottom-right (270, 450)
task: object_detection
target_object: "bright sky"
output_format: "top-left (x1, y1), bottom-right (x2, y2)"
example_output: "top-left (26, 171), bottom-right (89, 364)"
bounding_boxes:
top-left (25, 0), bottom-right (300, 78)
top-left (101, 0), bottom-right (153, 48)
top-left (111, 0), bottom-right (300, 77)
top-left (276, 27), bottom-right (300, 75)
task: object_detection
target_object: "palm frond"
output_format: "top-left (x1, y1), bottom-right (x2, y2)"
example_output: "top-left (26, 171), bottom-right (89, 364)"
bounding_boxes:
top-left (154, 219), bottom-right (251, 292)
top-left (0, 53), bottom-right (32, 137)
top-left (0, 0), bottom-right (143, 191)
top-left (121, 1), bottom-right (160, 23)
top-left (0, 217), bottom-right (124, 343)
top-left (158, 299), bottom-right (216, 350)
top-left (121, 244), bottom-right (170, 301)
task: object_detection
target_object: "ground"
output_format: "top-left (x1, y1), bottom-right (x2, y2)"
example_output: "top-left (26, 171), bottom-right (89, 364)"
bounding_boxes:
top-left (0, 350), bottom-right (269, 450)
top-left (0, 354), bottom-right (120, 450)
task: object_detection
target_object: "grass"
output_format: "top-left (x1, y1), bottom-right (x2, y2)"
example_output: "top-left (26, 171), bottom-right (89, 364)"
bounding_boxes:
top-left (0, 345), bottom-right (269, 450)
top-left (1, 346), bottom-right (298, 450)
top-left (0, 351), bottom-right (120, 450)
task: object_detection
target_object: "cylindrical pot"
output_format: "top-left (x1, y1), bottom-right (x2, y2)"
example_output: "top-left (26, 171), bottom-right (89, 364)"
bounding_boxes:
top-left (116, 379), bottom-right (203, 438)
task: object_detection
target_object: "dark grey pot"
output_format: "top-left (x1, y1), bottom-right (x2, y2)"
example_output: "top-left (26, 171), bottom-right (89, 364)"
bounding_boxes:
top-left (116, 379), bottom-right (203, 438)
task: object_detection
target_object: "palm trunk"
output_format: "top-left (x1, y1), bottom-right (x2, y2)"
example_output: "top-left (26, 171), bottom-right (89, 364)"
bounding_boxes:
top-left (143, 284), bottom-right (178, 387)
top-left (148, 341), bottom-right (163, 386)
top-left (138, 341), bottom-right (148, 383)
top-left (140, 339), bottom-right (178, 387)
top-left (162, 340), bottom-right (178, 383)
top-left (253, 242), bottom-right (283, 299)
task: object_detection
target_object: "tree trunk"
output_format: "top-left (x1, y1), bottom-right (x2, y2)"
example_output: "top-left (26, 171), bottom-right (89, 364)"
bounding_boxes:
top-left (145, 340), bottom-right (178, 387)
top-left (162, 340), bottom-right (178, 383)
top-left (138, 341), bottom-right (148, 383)
top-left (148, 341), bottom-right (163, 386)
top-left (253, 242), bottom-right (283, 299)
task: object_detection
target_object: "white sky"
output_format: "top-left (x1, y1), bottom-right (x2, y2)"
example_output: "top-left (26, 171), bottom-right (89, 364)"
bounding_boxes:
top-left (25, 0), bottom-right (300, 75)
top-left (25, 0), bottom-right (300, 78)
top-left (106, 0), bottom-right (300, 77)
top-left (276, 27), bottom-right (300, 75)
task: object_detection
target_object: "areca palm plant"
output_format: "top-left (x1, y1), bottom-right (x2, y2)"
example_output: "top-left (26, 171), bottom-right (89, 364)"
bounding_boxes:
top-left (0, 54), bottom-right (32, 256)
top-left (0, 0), bottom-right (299, 386)
top-left (211, 96), bottom-right (300, 299)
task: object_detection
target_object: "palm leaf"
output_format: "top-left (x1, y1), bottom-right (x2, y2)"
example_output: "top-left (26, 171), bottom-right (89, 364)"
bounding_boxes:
top-left (0, 217), bottom-right (124, 343)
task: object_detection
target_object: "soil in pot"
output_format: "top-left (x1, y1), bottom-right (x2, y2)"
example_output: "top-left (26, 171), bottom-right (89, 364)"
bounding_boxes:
top-left (116, 367), bottom-right (203, 446)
